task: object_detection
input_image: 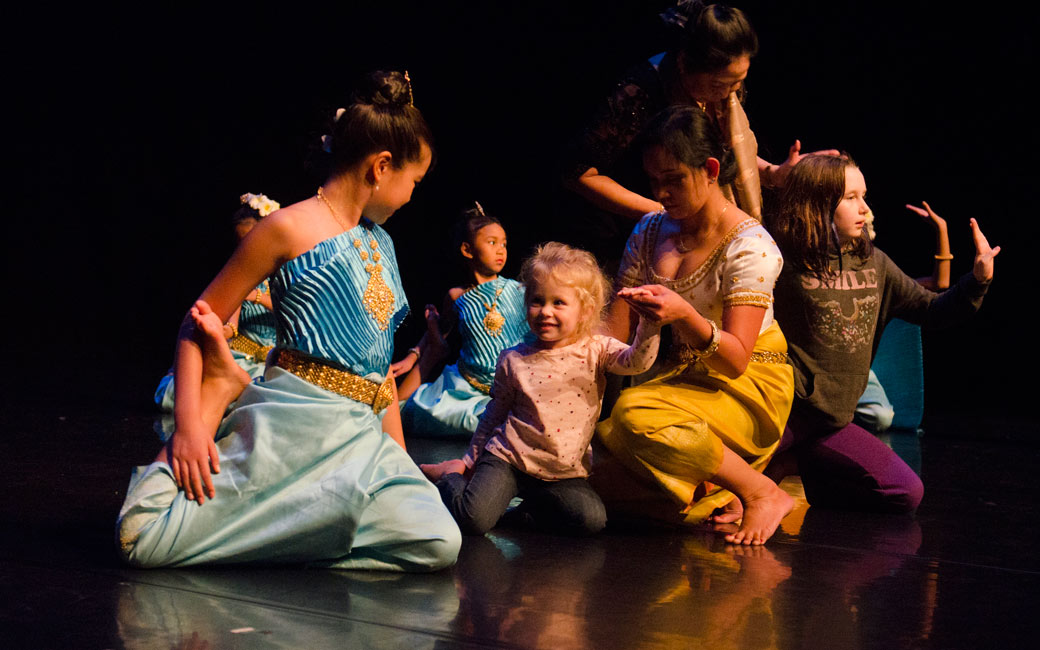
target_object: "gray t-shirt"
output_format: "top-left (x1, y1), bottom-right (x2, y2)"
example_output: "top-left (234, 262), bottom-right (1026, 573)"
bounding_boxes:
top-left (773, 247), bottom-right (988, 429)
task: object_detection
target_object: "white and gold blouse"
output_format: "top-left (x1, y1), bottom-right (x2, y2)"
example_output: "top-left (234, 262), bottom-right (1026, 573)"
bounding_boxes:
top-left (618, 212), bottom-right (783, 339)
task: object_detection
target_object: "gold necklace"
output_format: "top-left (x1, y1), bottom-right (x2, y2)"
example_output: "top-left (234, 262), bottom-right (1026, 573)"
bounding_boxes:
top-left (317, 186), bottom-right (395, 330)
top-left (316, 186), bottom-right (351, 231)
top-left (482, 285), bottom-right (506, 336)
top-left (675, 201), bottom-right (729, 254)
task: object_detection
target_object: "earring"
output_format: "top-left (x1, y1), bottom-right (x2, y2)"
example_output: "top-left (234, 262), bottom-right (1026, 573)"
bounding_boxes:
top-left (708, 177), bottom-right (717, 185)
top-left (375, 184), bottom-right (380, 191)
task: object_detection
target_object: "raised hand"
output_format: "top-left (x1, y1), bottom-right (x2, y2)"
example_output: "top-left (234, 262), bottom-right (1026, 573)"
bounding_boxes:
top-left (905, 201), bottom-right (948, 234)
top-left (768, 140), bottom-right (842, 187)
top-left (970, 218), bottom-right (1000, 282)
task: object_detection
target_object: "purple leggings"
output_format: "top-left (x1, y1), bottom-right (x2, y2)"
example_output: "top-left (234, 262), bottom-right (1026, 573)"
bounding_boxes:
top-left (773, 411), bottom-right (924, 513)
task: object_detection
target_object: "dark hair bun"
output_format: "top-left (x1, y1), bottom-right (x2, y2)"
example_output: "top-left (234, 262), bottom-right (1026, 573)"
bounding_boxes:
top-left (353, 71), bottom-right (412, 110)
top-left (324, 69), bottom-right (431, 174)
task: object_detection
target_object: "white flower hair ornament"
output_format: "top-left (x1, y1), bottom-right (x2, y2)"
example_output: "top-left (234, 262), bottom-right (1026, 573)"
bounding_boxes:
top-left (321, 107), bottom-right (347, 154)
top-left (864, 209), bottom-right (876, 240)
top-left (240, 192), bottom-right (281, 218)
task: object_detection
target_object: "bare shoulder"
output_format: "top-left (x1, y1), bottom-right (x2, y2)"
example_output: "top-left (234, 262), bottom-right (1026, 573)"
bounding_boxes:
top-left (251, 198), bottom-right (335, 258)
top-left (448, 286), bottom-right (468, 301)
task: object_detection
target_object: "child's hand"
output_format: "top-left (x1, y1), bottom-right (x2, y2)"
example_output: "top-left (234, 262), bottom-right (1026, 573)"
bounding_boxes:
top-left (906, 201), bottom-right (948, 234)
top-left (390, 353), bottom-right (418, 378)
top-left (970, 218), bottom-right (1000, 283)
top-left (617, 287), bottom-right (654, 299)
top-left (168, 424), bottom-right (220, 505)
top-left (420, 459), bottom-right (467, 482)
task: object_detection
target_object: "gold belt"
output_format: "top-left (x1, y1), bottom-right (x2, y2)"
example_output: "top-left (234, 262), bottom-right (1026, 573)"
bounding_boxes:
top-left (749, 350), bottom-right (788, 365)
top-left (459, 366), bottom-right (491, 395)
top-left (228, 334), bottom-right (275, 364)
top-left (676, 344), bottom-right (788, 366)
top-left (274, 348), bottom-right (395, 413)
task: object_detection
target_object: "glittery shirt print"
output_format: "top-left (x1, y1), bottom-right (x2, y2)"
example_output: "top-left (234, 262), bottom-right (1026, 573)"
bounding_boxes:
top-left (800, 268), bottom-right (880, 353)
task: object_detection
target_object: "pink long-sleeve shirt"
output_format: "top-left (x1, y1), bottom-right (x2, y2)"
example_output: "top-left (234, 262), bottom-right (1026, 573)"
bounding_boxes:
top-left (464, 321), bottom-right (660, 480)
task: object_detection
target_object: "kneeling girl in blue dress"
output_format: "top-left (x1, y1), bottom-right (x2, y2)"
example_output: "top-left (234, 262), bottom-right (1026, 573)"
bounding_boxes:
top-left (421, 242), bottom-right (661, 535)
top-left (394, 203), bottom-right (531, 437)
top-left (117, 71), bottom-right (462, 571)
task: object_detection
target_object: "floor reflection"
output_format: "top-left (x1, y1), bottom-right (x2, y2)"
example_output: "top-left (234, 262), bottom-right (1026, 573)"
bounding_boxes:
top-left (113, 568), bottom-right (460, 649)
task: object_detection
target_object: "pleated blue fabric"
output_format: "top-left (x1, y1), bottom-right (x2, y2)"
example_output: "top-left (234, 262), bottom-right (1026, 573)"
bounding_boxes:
top-left (401, 277), bottom-right (530, 438)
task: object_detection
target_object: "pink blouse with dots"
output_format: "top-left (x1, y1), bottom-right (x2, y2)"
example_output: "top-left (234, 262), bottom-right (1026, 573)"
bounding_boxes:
top-left (463, 321), bottom-right (659, 480)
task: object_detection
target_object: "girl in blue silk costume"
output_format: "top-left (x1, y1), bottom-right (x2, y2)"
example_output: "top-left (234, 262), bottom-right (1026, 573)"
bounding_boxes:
top-left (117, 71), bottom-right (461, 571)
top-left (393, 204), bottom-right (530, 438)
top-left (154, 194), bottom-right (279, 414)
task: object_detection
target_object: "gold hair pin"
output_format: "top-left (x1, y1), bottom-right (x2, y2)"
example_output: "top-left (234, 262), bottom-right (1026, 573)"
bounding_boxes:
top-left (404, 70), bottom-right (414, 107)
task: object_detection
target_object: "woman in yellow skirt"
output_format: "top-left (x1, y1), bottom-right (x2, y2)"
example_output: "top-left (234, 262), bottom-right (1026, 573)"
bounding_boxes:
top-left (595, 105), bottom-right (794, 545)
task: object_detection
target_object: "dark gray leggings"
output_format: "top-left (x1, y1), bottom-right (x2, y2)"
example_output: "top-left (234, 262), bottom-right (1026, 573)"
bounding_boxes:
top-left (437, 453), bottom-right (607, 536)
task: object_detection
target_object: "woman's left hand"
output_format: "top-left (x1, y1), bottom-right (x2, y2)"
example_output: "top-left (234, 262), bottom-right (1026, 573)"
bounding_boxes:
top-left (617, 284), bottom-right (693, 325)
top-left (970, 218), bottom-right (1000, 282)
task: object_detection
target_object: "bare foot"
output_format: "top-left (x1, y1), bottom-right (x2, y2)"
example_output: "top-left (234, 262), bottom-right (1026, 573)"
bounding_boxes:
top-left (420, 459), bottom-right (467, 482)
top-left (709, 497), bottom-right (744, 524)
top-left (192, 300), bottom-right (250, 408)
top-left (725, 484), bottom-right (793, 546)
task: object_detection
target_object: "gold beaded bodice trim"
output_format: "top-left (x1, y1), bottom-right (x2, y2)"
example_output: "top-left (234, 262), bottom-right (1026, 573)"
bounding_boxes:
top-left (228, 335), bottom-right (275, 364)
top-left (274, 348), bottom-right (394, 413)
top-left (317, 186), bottom-right (395, 330)
top-left (644, 214), bottom-right (760, 294)
top-left (353, 237), bottom-right (394, 330)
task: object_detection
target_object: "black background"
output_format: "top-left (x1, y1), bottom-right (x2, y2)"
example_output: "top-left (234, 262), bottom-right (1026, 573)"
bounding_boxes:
top-left (6, 1), bottom-right (1033, 427)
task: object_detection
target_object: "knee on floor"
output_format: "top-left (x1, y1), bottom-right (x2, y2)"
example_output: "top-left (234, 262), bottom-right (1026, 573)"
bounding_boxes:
top-left (415, 524), bottom-right (463, 570)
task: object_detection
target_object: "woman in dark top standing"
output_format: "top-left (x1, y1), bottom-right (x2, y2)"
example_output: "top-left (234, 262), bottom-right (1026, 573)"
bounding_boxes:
top-left (560, 1), bottom-right (832, 270)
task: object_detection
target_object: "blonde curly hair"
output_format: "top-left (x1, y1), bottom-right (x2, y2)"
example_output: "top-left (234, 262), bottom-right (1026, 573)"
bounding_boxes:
top-left (520, 242), bottom-right (611, 339)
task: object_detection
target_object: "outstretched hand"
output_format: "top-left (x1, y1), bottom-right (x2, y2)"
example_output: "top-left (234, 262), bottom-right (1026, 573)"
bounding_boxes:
top-left (617, 285), bottom-right (693, 325)
top-left (905, 201), bottom-right (948, 234)
top-left (770, 140), bottom-right (842, 187)
top-left (970, 218), bottom-right (999, 282)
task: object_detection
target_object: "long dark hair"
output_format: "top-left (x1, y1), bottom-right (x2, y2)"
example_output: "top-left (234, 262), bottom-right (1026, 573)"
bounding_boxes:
top-left (325, 70), bottom-right (434, 175)
top-left (638, 105), bottom-right (738, 185)
top-left (766, 154), bottom-right (871, 279)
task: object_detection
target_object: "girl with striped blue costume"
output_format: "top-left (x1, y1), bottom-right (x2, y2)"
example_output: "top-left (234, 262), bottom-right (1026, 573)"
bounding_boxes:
top-left (154, 193), bottom-right (279, 413)
top-left (394, 205), bottom-right (531, 438)
top-left (116, 71), bottom-right (461, 571)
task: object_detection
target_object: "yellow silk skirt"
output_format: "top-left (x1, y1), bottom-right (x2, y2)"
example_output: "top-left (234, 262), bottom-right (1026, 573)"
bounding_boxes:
top-left (596, 321), bottom-right (794, 523)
